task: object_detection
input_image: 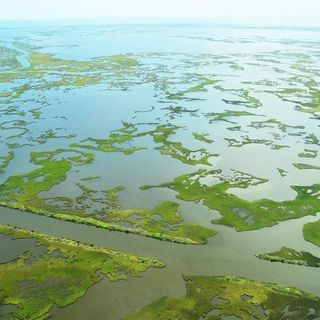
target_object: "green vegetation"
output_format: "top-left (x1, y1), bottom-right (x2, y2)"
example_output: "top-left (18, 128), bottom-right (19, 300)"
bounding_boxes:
top-left (0, 120), bottom-right (75, 149)
top-left (0, 224), bottom-right (164, 320)
top-left (0, 151), bottom-right (14, 174)
top-left (1, 33), bottom-right (320, 320)
top-left (80, 176), bottom-right (100, 181)
top-left (225, 135), bottom-right (289, 150)
top-left (277, 168), bottom-right (288, 177)
top-left (249, 119), bottom-right (305, 132)
top-left (299, 104), bottom-right (320, 115)
top-left (161, 106), bottom-right (199, 120)
top-left (298, 149), bottom-right (318, 158)
top-left (71, 122), bottom-right (147, 155)
top-left (141, 169), bottom-right (320, 231)
top-left (0, 149), bottom-right (93, 205)
top-left (0, 149), bottom-right (215, 244)
top-left (204, 110), bottom-right (258, 124)
top-left (35, 129), bottom-right (76, 145)
top-left (150, 124), bottom-right (217, 165)
top-left (221, 88), bottom-right (262, 108)
top-left (3, 51), bottom-right (139, 84)
top-left (0, 199), bottom-right (216, 245)
top-left (0, 51), bottom-right (141, 108)
top-left (71, 137), bottom-right (145, 155)
top-left (107, 201), bottom-right (216, 244)
top-left (225, 135), bottom-right (271, 147)
top-left (164, 77), bottom-right (219, 101)
top-left (303, 220), bottom-right (320, 247)
top-left (0, 46), bottom-right (21, 71)
top-left (192, 132), bottom-right (214, 144)
top-left (127, 275), bottom-right (320, 320)
top-left (72, 122), bottom-right (218, 165)
top-left (256, 247), bottom-right (320, 267)
top-left (305, 133), bottom-right (320, 146)
top-left (184, 77), bottom-right (219, 93)
top-left (293, 163), bottom-right (320, 170)
top-left (0, 40), bottom-right (318, 248)
top-left (156, 141), bottom-right (215, 165)
top-left (0, 119), bottom-right (30, 139)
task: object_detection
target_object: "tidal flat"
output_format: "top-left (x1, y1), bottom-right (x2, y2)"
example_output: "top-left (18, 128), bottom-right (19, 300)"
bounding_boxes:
top-left (0, 21), bottom-right (319, 319)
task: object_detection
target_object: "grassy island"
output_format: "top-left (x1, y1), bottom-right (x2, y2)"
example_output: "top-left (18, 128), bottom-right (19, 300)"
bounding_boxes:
top-left (256, 247), bottom-right (320, 267)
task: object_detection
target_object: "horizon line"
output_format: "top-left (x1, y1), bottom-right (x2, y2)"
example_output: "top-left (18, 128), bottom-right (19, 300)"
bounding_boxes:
top-left (0, 16), bottom-right (319, 29)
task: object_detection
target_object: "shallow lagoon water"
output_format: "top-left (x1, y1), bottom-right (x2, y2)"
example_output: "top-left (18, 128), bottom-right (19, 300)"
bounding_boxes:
top-left (0, 21), bottom-right (319, 319)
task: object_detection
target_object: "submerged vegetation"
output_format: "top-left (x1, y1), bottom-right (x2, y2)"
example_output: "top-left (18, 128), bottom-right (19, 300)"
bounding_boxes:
top-left (0, 224), bottom-right (164, 320)
top-left (256, 247), bottom-right (320, 267)
top-left (127, 275), bottom-right (320, 320)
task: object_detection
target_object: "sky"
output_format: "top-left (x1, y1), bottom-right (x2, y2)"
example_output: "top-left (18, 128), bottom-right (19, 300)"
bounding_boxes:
top-left (0, 0), bottom-right (319, 26)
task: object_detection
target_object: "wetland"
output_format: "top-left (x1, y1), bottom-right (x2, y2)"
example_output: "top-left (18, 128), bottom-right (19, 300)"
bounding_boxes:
top-left (0, 21), bottom-right (319, 319)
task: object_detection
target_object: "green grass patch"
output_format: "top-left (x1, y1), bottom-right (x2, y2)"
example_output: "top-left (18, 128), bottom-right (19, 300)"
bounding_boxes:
top-left (126, 275), bottom-right (320, 320)
top-left (141, 169), bottom-right (320, 231)
top-left (0, 224), bottom-right (164, 320)
top-left (303, 220), bottom-right (320, 247)
top-left (192, 132), bottom-right (214, 144)
top-left (0, 149), bottom-right (216, 244)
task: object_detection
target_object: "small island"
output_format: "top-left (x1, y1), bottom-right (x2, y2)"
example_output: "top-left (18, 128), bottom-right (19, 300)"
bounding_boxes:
top-left (256, 247), bottom-right (320, 267)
